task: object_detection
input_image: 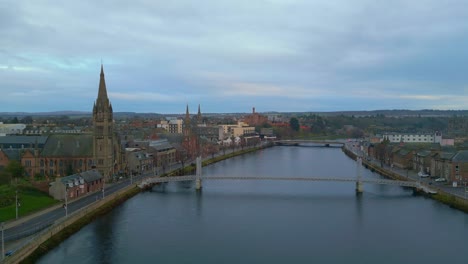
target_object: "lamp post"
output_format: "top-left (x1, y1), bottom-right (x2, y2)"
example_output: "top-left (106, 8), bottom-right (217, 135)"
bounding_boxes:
top-left (64, 187), bottom-right (68, 217)
top-left (102, 186), bottom-right (105, 199)
top-left (1, 222), bottom-right (4, 262)
top-left (15, 190), bottom-right (19, 220)
top-left (464, 182), bottom-right (466, 200)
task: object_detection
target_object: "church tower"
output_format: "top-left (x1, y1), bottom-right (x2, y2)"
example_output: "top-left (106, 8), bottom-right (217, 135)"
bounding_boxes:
top-left (197, 104), bottom-right (202, 125)
top-left (184, 104), bottom-right (191, 137)
top-left (93, 65), bottom-right (114, 181)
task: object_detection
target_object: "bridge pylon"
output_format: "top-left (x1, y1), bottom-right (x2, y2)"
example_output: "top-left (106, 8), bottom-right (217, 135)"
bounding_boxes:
top-left (195, 156), bottom-right (202, 191)
top-left (356, 156), bottom-right (363, 194)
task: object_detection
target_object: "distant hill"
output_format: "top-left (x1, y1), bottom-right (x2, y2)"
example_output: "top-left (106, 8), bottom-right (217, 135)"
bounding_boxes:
top-left (0, 111), bottom-right (90, 117)
top-left (0, 109), bottom-right (467, 118)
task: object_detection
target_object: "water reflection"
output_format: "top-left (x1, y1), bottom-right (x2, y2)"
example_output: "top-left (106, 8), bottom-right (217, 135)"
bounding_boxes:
top-left (38, 147), bottom-right (468, 264)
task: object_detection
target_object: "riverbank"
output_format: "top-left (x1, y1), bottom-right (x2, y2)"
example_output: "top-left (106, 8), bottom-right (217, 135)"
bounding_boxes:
top-left (7, 144), bottom-right (271, 264)
top-left (342, 146), bottom-right (468, 213)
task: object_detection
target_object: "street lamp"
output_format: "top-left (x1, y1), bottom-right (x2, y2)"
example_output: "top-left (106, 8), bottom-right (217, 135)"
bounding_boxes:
top-left (465, 182), bottom-right (467, 199)
top-left (64, 187), bottom-right (68, 217)
top-left (15, 190), bottom-right (19, 220)
top-left (102, 186), bottom-right (105, 199)
top-left (1, 222), bottom-right (4, 261)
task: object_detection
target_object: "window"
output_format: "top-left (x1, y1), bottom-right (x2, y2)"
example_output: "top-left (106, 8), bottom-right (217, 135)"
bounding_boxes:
top-left (49, 169), bottom-right (54, 176)
top-left (79, 159), bottom-right (83, 167)
top-left (98, 159), bottom-right (104, 165)
top-left (25, 160), bottom-right (32, 167)
top-left (40, 159), bottom-right (44, 167)
top-left (59, 160), bottom-right (63, 167)
top-left (50, 160), bottom-right (54, 167)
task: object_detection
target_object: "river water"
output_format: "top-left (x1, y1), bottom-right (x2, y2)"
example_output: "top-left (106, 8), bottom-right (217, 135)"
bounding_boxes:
top-left (38, 146), bottom-right (468, 264)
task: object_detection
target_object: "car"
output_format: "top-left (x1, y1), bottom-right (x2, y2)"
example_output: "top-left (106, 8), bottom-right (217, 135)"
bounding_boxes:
top-left (435, 178), bottom-right (447, 182)
top-left (418, 171), bottom-right (430, 178)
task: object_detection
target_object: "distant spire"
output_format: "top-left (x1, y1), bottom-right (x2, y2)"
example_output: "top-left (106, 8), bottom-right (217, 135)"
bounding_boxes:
top-left (197, 104), bottom-right (202, 124)
top-left (185, 104), bottom-right (190, 121)
top-left (184, 104), bottom-right (191, 136)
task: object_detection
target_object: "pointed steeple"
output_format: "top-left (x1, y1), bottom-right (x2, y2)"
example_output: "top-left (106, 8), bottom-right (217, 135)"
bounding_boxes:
top-left (185, 104), bottom-right (190, 124)
top-left (184, 104), bottom-right (191, 136)
top-left (197, 104), bottom-right (202, 124)
top-left (97, 64), bottom-right (109, 103)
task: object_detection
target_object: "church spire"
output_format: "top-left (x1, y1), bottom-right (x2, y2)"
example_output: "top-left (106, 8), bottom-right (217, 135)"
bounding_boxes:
top-left (97, 64), bottom-right (109, 102)
top-left (197, 104), bottom-right (202, 124)
top-left (184, 104), bottom-right (191, 136)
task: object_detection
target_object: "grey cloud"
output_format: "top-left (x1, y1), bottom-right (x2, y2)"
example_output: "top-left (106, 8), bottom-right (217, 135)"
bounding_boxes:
top-left (1, 0), bottom-right (468, 112)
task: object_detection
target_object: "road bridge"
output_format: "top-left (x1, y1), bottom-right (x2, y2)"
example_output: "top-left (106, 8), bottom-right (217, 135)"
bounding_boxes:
top-left (275, 140), bottom-right (345, 147)
top-left (138, 157), bottom-right (435, 194)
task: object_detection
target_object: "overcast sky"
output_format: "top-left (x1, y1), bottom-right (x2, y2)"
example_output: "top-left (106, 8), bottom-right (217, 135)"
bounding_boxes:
top-left (1, 0), bottom-right (468, 114)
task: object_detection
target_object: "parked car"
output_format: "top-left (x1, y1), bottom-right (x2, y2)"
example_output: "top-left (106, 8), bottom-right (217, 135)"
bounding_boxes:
top-left (418, 171), bottom-right (429, 178)
top-left (435, 177), bottom-right (446, 182)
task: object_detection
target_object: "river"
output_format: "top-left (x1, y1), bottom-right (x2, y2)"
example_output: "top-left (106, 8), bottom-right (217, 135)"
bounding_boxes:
top-left (38, 146), bottom-right (468, 264)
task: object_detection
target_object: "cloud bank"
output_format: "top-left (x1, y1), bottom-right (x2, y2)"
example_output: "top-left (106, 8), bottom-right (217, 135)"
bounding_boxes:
top-left (1, 0), bottom-right (468, 113)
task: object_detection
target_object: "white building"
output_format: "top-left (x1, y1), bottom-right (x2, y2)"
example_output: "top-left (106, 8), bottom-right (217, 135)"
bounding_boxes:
top-left (382, 132), bottom-right (442, 144)
top-left (0, 123), bottom-right (26, 136)
top-left (218, 122), bottom-right (255, 140)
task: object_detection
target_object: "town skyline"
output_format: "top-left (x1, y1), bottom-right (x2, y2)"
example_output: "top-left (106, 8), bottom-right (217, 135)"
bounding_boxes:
top-left (2, 1), bottom-right (468, 113)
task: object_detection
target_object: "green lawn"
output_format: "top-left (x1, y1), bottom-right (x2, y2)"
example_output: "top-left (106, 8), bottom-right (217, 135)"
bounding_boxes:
top-left (0, 185), bottom-right (58, 222)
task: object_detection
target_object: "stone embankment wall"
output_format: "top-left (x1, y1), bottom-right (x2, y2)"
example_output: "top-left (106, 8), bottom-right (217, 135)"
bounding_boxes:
top-left (6, 185), bottom-right (140, 264)
top-left (7, 143), bottom-right (274, 263)
top-left (341, 146), bottom-right (468, 213)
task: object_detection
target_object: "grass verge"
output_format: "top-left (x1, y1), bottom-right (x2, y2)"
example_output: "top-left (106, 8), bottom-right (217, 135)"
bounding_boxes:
top-left (0, 185), bottom-right (58, 222)
top-left (20, 187), bottom-right (141, 264)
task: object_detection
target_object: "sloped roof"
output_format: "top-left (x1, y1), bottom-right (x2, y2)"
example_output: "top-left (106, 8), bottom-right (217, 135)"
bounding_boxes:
top-left (1, 149), bottom-right (25, 161)
top-left (41, 134), bottom-right (92, 157)
top-left (398, 149), bottom-right (412, 156)
top-left (149, 139), bottom-right (174, 151)
top-left (452, 150), bottom-right (468, 162)
top-left (417, 150), bottom-right (431, 157)
top-left (441, 152), bottom-right (456, 160)
top-left (0, 136), bottom-right (48, 147)
top-left (60, 169), bottom-right (102, 184)
top-left (80, 170), bottom-right (102, 182)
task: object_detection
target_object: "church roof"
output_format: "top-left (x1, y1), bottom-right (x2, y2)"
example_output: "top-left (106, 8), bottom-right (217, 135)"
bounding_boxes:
top-left (41, 134), bottom-right (93, 157)
top-left (0, 136), bottom-right (48, 148)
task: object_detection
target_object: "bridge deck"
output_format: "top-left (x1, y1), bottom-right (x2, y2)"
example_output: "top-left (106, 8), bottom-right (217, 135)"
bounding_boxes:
top-left (141, 175), bottom-right (418, 188)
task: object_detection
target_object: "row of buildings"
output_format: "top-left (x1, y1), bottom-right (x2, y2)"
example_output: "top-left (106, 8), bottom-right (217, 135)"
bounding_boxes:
top-left (1, 66), bottom-right (272, 201)
top-left (361, 133), bottom-right (468, 184)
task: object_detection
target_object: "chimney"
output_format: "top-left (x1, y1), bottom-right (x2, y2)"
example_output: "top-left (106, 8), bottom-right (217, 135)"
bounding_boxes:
top-left (253, 107), bottom-right (255, 114)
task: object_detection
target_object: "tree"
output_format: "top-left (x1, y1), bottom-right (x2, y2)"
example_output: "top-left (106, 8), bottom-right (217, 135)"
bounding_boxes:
top-left (289, 117), bottom-right (300, 132)
top-left (5, 160), bottom-right (24, 181)
top-left (21, 116), bottom-right (33, 124)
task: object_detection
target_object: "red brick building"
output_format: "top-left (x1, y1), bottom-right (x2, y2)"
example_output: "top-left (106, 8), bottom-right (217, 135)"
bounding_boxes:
top-left (242, 107), bottom-right (269, 127)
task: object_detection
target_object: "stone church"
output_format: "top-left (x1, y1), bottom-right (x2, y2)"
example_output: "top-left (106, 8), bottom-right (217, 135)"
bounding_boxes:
top-left (17, 65), bottom-right (123, 182)
top-left (92, 65), bottom-right (122, 180)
